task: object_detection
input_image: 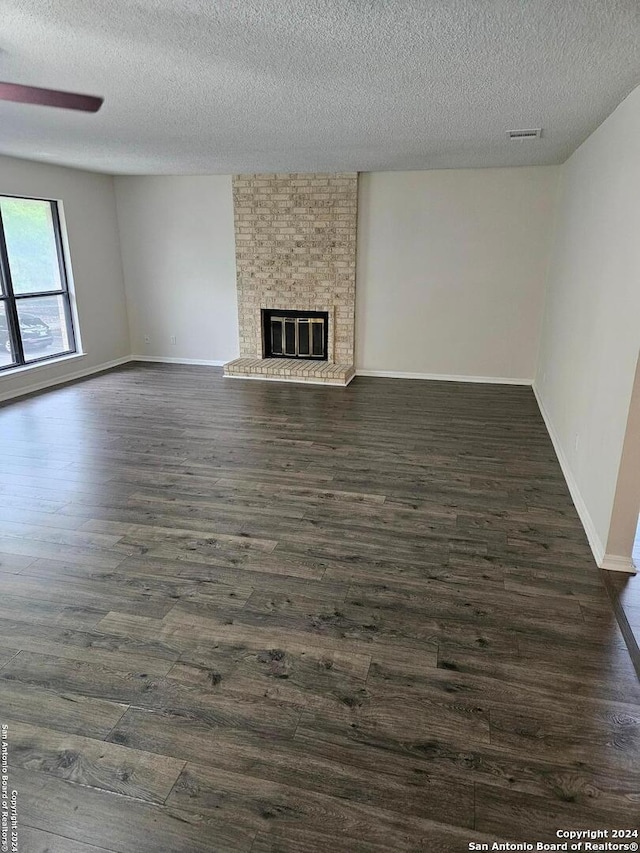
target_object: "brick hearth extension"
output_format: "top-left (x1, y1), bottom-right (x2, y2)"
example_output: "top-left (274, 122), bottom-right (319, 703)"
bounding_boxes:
top-left (224, 357), bottom-right (355, 386)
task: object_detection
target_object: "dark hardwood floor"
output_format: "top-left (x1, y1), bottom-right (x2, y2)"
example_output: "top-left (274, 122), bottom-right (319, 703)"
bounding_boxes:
top-left (0, 362), bottom-right (638, 853)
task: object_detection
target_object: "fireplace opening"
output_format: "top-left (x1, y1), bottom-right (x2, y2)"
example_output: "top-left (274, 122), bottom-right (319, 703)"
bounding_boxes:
top-left (262, 309), bottom-right (329, 360)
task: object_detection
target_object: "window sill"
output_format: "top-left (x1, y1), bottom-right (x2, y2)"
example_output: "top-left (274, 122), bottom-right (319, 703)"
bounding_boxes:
top-left (0, 351), bottom-right (87, 380)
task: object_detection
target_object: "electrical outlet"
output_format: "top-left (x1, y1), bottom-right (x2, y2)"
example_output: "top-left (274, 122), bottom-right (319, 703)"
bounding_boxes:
top-left (144, 335), bottom-right (150, 344)
top-left (170, 335), bottom-right (177, 345)
top-left (574, 434), bottom-right (580, 452)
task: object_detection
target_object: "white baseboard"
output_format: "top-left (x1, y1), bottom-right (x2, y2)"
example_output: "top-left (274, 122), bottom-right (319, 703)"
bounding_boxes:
top-left (131, 355), bottom-right (227, 367)
top-left (600, 554), bottom-right (637, 574)
top-left (0, 355), bottom-right (133, 404)
top-left (355, 369), bottom-right (532, 385)
top-left (532, 383), bottom-right (611, 569)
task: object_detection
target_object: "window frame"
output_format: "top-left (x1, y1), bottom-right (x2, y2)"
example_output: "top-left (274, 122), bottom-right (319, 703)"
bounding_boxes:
top-left (0, 195), bottom-right (77, 372)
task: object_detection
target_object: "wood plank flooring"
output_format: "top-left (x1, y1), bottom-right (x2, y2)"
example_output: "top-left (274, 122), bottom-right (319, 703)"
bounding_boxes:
top-left (0, 362), bottom-right (638, 853)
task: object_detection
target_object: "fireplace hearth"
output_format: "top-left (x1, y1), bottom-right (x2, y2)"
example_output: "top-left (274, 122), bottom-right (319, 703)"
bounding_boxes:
top-left (262, 309), bottom-right (329, 361)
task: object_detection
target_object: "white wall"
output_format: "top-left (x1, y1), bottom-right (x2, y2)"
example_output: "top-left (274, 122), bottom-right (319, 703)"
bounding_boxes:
top-left (114, 175), bottom-right (238, 364)
top-left (356, 167), bottom-right (559, 381)
top-left (535, 85), bottom-right (640, 568)
top-left (0, 155), bottom-right (130, 400)
top-left (113, 168), bottom-right (559, 377)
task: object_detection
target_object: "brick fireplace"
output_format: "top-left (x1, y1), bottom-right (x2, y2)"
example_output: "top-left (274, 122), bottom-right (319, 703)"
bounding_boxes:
top-left (223, 172), bottom-right (357, 386)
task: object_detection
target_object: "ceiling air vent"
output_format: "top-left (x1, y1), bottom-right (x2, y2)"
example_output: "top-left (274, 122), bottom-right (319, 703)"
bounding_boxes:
top-left (507, 128), bottom-right (542, 140)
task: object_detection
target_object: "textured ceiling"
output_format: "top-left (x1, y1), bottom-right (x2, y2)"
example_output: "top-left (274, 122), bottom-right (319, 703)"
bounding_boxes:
top-left (1, 0), bottom-right (639, 175)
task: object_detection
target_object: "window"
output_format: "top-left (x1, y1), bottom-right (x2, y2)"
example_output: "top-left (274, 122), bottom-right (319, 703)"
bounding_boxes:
top-left (0, 196), bottom-right (77, 371)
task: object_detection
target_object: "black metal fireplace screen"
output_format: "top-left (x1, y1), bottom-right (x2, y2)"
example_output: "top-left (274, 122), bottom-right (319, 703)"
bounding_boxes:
top-left (262, 309), bottom-right (329, 360)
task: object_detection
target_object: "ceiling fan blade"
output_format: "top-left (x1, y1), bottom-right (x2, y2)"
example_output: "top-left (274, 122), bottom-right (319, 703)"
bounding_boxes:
top-left (0, 81), bottom-right (103, 113)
